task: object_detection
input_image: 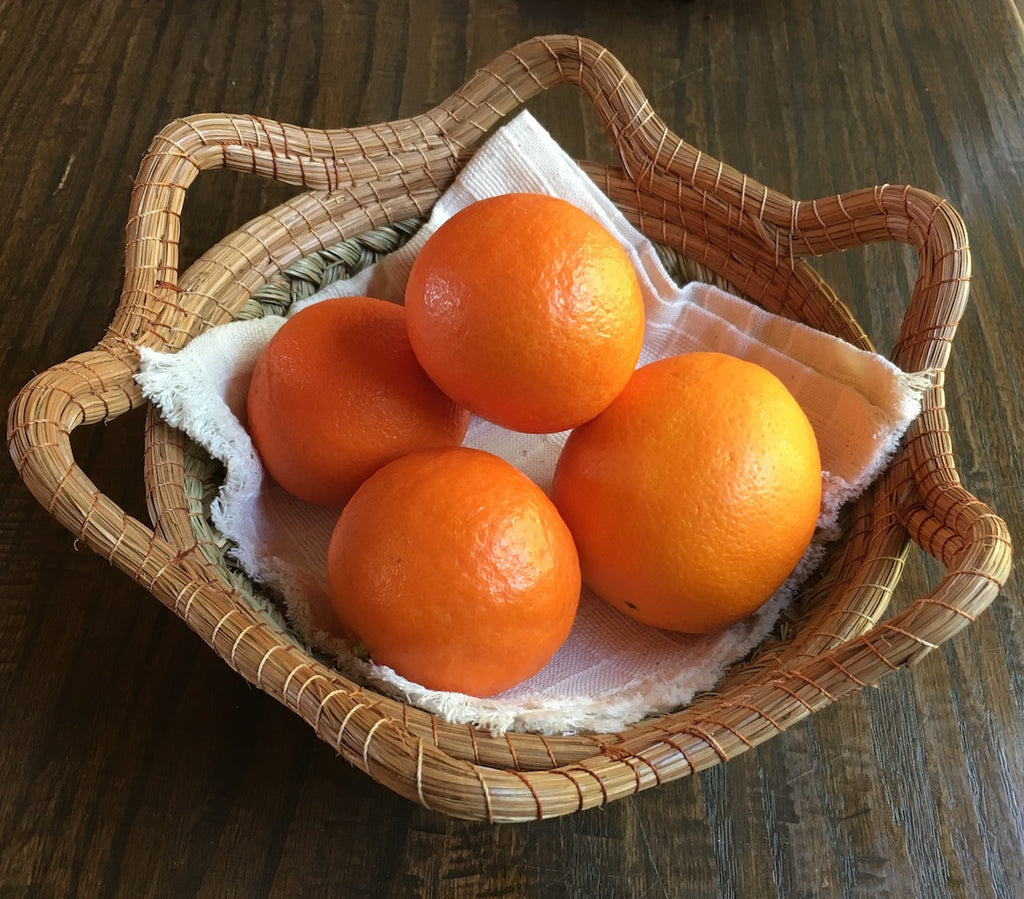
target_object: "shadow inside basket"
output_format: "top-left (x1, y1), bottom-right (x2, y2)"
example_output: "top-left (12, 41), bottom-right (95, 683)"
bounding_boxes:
top-left (168, 216), bottom-right (887, 732)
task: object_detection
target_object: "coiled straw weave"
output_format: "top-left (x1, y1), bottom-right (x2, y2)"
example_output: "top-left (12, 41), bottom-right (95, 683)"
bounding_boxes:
top-left (7, 35), bottom-right (1012, 822)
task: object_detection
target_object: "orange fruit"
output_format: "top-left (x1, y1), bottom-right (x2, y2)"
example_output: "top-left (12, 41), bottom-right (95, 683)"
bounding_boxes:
top-left (246, 296), bottom-right (470, 509)
top-left (326, 447), bottom-right (581, 696)
top-left (550, 351), bottom-right (822, 634)
top-left (404, 192), bottom-right (645, 433)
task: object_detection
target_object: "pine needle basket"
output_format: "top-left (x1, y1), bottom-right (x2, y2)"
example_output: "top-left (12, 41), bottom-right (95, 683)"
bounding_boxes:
top-left (7, 35), bottom-right (1013, 823)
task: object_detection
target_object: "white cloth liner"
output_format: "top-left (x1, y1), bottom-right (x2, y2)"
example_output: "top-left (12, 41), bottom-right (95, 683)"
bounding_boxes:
top-left (136, 111), bottom-right (932, 735)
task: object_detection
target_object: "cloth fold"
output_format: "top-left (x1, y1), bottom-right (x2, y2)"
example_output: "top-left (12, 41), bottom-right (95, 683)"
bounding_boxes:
top-left (136, 111), bottom-right (930, 735)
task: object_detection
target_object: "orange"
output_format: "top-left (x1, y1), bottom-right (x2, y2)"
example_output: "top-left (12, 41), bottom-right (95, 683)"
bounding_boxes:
top-left (246, 296), bottom-right (470, 509)
top-left (404, 192), bottom-right (645, 433)
top-left (326, 446), bottom-right (581, 696)
top-left (550, 351), bottom-right (822, 634)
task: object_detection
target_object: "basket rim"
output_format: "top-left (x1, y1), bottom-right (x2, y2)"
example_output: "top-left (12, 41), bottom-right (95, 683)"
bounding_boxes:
top-left (6, 34), bottom-right (1013, 823)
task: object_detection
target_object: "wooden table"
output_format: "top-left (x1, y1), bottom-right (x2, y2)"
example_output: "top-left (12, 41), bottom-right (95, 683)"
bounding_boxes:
top-left (2, 2), bottom-right (1021, 895)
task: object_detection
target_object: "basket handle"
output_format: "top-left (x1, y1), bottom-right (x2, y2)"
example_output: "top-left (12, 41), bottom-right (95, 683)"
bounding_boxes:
top-left (102, 34), bottom-right (686, 352)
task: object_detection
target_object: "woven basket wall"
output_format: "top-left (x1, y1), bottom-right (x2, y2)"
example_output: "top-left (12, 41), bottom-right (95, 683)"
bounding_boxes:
top-left (7, 35), bottom-right (1012, 822)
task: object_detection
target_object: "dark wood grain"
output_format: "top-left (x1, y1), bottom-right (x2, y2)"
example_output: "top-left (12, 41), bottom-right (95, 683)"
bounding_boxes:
top-left (2, 1), bottom-right (1022, 896)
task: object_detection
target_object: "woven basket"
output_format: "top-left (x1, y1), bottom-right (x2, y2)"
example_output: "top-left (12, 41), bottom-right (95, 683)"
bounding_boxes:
top-left (7, 35), bottom-right (1012, 822)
